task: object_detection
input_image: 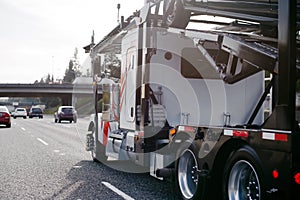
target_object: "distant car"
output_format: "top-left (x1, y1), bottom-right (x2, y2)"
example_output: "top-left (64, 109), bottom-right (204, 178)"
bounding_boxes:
top-left (0, 106), bottom-right (11, 128)
top-left (28, 107), bottom-right (43, 119)
top-left (54, 106), bottom-right (77, 123)
top-left (14, 108), bottom-right (27, 119)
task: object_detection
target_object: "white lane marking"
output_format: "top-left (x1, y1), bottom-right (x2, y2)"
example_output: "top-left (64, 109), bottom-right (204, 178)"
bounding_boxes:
top-left (37, 138), bottom-right (49, 146)
top-left (102, 181), bottom-right (135, 200)
top-left (53, 150), bottom-right (66, 156)
top-left (21, 127), bottom-right (26, 131)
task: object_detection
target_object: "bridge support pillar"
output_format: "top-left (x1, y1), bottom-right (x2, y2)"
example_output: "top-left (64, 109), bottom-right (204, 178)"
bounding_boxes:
top-left (61, 94), bottom-right (72, 106)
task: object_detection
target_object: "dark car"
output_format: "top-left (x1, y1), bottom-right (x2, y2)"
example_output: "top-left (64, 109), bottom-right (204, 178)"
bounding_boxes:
top-left (0, 106), bottom-right (11, 128)
top-left (54, 106), bottom-right (77, 123)
top-left (28, 107), bottom-right (43, 119)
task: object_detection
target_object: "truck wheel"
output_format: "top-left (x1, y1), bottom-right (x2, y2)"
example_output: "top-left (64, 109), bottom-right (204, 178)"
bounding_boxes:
top-left (176, 145), bottom-right (204, 200)
top-left (163, 0), bottom-right (191, 29)
top-left (223, 146), bottom-right (263, 200)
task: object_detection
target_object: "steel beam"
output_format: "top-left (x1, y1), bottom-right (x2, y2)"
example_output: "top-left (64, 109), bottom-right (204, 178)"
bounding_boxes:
top-left (264, 0), bottom-right (297, 130)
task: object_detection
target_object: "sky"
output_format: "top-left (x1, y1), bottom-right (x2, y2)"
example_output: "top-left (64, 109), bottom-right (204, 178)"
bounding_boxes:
top-left (0, 0), bottom-right (144, 83)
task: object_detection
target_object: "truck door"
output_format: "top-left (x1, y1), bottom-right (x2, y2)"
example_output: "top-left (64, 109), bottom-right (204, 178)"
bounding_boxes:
top-left (125, 49), bottom-right (136, 122)
top-left (120, 46), bottom-right (137, 130)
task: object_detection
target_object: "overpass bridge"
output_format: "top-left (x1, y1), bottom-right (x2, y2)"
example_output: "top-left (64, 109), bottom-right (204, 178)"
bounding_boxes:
top-left (0, 83), bottom-right (95, 105)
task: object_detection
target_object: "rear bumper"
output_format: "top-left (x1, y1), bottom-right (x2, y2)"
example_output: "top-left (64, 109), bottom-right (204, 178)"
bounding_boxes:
top-left (29, 114), bottom-right (43, 118)
top-left (58, 115), bottom-right (76, 120)
top-left (14, 114), bottom-right (27, 117)
top-left (0, 119), bottom-right (10, 124)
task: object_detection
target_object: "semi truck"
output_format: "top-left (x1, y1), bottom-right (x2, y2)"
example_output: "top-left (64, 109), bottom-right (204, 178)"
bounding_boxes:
top-left (85, 0), bottom-right (300, 199)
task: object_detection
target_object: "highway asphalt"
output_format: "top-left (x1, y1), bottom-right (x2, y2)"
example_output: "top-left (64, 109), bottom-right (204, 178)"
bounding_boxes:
top-left (0, 115), bottom-right (179, 200)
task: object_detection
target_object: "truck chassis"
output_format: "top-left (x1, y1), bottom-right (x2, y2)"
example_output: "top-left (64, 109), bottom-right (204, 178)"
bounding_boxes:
top-left (85, 1), bottom-right (300, 199)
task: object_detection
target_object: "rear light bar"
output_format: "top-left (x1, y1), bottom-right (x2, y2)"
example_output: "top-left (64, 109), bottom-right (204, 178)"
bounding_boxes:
top-left (262, 132), bottom-right (288, 142)
top-left (177, 126), bottom-right (196, 133)
top-left (224, 129), bottom-right (289, 142)
top-left (169, 126), bottom-right (196, 140)
top-left (224, 129), bottom-right (249, 138)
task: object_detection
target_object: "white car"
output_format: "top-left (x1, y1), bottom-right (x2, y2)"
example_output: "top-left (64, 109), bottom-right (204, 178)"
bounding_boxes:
top-left (14, 108), bottom-right (27, 119)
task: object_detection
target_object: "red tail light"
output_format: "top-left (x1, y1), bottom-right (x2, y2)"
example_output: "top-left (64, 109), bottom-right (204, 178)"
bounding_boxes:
top-left (272, 170), bottom-right (279, 179)
top-left (0, 112), bottom-right (10, 118)
top-left (294, 173), bottom-right (300, 185)
top-left (5, 113), bottom-right (10, 118)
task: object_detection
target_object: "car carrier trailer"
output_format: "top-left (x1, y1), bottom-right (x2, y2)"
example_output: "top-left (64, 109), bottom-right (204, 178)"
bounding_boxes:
top-left (85, 0), bottom-right (300, 199)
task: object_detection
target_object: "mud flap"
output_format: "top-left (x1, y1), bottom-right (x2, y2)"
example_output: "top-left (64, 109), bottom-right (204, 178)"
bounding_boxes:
top-left (198, 169), bottom-right (209, 200)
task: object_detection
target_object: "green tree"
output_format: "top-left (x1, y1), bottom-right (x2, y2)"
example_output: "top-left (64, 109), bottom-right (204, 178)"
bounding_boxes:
top-left (63, 60), bottom-right (76, 83)
top-left (63, 48), bottom-right (82, 83)
top-left (102, 53), bottom-right (121, 79)
top-left (40, 97), bottom-right (61, 109)
top-left (39, 77), bottom-right (45, 84)
top-left (45, 73), bottom-right (51, 83)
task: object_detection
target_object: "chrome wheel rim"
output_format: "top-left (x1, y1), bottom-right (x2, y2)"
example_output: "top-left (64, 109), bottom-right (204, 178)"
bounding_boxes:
top-left (228, 160), bottom-right (261, 200)
top-left (178, 149), bottom-right (199, 199)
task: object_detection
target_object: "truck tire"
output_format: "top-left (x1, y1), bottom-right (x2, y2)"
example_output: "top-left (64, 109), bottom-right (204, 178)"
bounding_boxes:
top-left (176, 144), bottom-right (205, 200)
top-left (223, 146), bottom-right (264, 200)
top-left (163, 0), bottom-right (191, 29)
